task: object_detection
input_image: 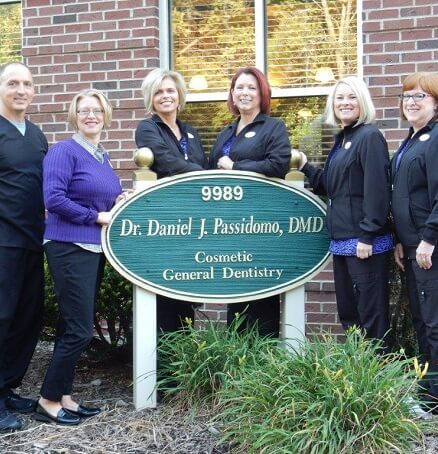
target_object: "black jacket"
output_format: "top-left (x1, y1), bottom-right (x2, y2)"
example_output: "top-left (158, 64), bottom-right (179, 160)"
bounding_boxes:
top-left (302, 122), bottom-right (390, 243)
top-left (209, 113), bottom-right (291, 178)
top-left (391, 121), bottom-right (438, 250)
top-left (135, 114), bottom-right (208, 179)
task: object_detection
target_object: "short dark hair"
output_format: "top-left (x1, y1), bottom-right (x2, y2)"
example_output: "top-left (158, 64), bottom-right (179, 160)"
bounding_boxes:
top-left (227, 67), bottom-right (271, 115)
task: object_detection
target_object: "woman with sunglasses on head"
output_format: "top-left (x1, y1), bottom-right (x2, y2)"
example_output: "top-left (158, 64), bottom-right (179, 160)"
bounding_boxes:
top-left (297, 76), bottom-right (392, 346)
top-left (391, 72), bottom-right (438, 413)
top-left (36, 89), bottom-right (122, 425)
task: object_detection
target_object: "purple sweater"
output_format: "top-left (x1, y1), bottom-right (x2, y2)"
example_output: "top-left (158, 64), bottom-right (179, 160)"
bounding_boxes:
top-left (43, 139), bottom-right (122, 245)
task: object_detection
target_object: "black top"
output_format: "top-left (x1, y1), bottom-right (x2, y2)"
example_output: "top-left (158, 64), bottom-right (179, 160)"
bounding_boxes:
top-left (302, 122), bottom-right (390, 244)
top-left (391, 121), bottom-right (438, 251)
top-left (135, 114), bottom-right (208, 179)
top-left (0, 115), bottom-right (48, 251)
top-left (209, 113), bottom-right (291, 178)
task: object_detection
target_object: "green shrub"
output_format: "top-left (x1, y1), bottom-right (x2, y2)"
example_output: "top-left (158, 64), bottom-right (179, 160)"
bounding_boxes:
top-left (157, 314), bottom-right (279, 407)
top-left (216, 329), bottom-right (424, 454)
top-left (43, 258), bottom-right (133, 355)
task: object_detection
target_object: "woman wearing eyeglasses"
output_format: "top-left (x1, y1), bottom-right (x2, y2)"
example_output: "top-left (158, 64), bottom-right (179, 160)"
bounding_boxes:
top-left (36, 90), bottom-right (122, 425)
top-left (391, 72), bottom-right (438, 413)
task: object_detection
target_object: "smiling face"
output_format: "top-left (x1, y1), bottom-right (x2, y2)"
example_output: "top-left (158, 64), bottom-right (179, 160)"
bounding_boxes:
top-left (402, 85), bottom-right (438, 132)
top-left (76, 95), bottom-right (104, 144)
top-left (152, 77), bottom-right (179, 117)
top-left (0, 64), bottom-right (34, 121)
top-left (231, 73), bottom-right (261, 117)
top-left (333, 83), bottom-right (360, 127)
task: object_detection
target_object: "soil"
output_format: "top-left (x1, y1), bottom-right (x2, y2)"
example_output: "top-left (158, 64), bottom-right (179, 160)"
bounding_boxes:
top-left (1, 342), bottom-right (437, 453)
top-left (0, 342), bottom-right (232, 454)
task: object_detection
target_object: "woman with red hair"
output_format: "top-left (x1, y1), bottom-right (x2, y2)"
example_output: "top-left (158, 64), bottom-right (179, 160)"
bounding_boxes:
top-left (209, 66), bottom-right (290, 177)
top-left (392, 71), bottom-right (438, 413)
top-left (210, 67), bottom-right (291, 336)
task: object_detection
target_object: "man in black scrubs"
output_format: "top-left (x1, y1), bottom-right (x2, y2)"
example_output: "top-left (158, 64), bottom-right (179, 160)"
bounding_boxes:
top-left (0, 62), bottom-right (48, 431)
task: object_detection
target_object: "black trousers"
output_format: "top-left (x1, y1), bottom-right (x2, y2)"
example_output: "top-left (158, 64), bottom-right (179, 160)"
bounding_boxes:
top-left (332, 251), bottom-right (390, 342)
top-left (40, 242), bottom-right (104, 401)
top-left (157, 295), bottom-right (195, 332)
top-left (0, 247), bottom-right (44, 409)
top-left (227, 296), bottom-right (280, 337)
top-left (405, 257), bottom-right (438, 399)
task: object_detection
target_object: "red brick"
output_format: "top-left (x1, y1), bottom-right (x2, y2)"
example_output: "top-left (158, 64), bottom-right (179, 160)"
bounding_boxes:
top-left (368, 9), bottom-right (398, 19)
top-left (384, 41), bottom-right (415, 52)
top-left (368, 54), bottom-right (400, 64)
top-left (306, 303), bottom-right (322, 313)
top-left (401, 29), bottom-right (433, 40)
top-left (384, 63), bottom-right (416, 74)
top-left (382, 18), bottom-right (415, 30)
top-left (402, 51), bottom-right (432, 62)
top-left (363, 0), bottom-right (382, 9)
top-left (104, 10), bottom-right (131, 20)
top-left (417, 61), bottom-right (438, 71)
top-left (383, 0), bottom-right (412, 6)
top-left (369, 31), bottom-right (400, 43)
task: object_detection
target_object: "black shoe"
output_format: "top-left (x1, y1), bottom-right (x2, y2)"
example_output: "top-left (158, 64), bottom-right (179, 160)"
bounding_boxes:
top-left (5, 392), bottom-right (37, 414)
top-left (0, 409), bottom-right (22, 432)
top-left (34, 404), bottom-right (80, 425)
top-left (66, 405), bottom-right (101, 418)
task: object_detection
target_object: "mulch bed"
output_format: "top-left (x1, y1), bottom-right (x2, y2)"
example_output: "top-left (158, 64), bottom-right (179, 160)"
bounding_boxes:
top-left (0, 342), bottom-right (231, 454)
top-left (2, 342), bottom-right (438, 453)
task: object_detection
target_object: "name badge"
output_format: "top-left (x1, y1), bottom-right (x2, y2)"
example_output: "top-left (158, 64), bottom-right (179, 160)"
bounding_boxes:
top-left (419, 134), bottom-right (430, 142)
top-left (344, 141), bottom-right (352, 150)
top-left (245, 131), bottom-right (256, 138)
top-left (188, 132), bottom-right (194, 139)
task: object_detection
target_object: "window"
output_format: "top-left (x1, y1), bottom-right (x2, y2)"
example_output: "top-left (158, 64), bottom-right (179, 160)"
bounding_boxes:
top-left (0, 1), bottom-right (21, 64)
top-left (164, 0), bottom-right (359, 164)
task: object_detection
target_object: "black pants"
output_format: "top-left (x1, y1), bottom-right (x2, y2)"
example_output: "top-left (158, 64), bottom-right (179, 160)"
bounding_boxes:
top-left (405, 257), bottom-right (438, 399)
top-left (157, 295), bottom-right (195, 332)
top-left (40, 242), bottom-right (104, 401)
top-left (333, 252), bottom-right (390, 342)
top-left (0, 247), bottom-right (44, 409)
top-left (227, 296), bottom-right (280, 337)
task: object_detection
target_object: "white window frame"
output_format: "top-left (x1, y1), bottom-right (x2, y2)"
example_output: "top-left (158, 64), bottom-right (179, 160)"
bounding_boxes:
top-left (160, 0), bottom-right (362, 103)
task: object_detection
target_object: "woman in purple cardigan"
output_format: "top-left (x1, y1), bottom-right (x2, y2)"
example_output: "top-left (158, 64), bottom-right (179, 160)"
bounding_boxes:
top-left (35, 89), bottom-right (122, 425)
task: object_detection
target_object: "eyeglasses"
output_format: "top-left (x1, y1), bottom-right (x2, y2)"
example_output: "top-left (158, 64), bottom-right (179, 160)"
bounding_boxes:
top-left (398, 93), bottom-right (432, 102)
top-left (77, 109), bottom-right (104, 117)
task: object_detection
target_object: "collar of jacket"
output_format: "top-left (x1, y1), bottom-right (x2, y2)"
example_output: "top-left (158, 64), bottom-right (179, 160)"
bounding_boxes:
top-left (335, 120), bottom-right (365, 141)
top-left (407, 119), bottom-right (437, 140)
top-left (151, 113), bottom-right (187, 136)
top-left (227, 112), bottom-right (267, 133)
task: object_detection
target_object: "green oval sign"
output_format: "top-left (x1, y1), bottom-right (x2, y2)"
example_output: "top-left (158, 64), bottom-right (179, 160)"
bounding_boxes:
top-left (102, 171), bottom-right (330, 303)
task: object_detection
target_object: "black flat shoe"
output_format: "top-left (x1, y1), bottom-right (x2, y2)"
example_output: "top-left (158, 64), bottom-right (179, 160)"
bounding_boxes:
top-left (0, 409), bottom-right (22, 432)
top-left (5, 392), bottom-right (37, 414)
top-left (67, 405), bottom-right (101, 418)
top-left (34, 404), bottom-right (80, 425)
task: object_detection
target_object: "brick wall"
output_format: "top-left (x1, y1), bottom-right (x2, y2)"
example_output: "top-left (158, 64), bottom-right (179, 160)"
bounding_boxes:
top-left (363, 0), bottom-right (438, 153)
top-left (22, 0), bottom-right (159, 188)
top-left (21, 0), bottom-right (438, 337)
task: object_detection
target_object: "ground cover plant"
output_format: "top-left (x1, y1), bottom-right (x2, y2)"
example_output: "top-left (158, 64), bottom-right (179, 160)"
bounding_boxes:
top-left (158, 322), bottom-right (428, 454)
top-left (157, 314), bottom-right (279, 407)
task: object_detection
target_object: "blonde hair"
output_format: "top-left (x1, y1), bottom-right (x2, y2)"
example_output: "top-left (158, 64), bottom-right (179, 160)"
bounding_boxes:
top-left (68, 89), bottom-right (112, 130)
top-left (141, 68), bottom-right (187, 114)
top-left (324, 76), bottom-right (376, 127)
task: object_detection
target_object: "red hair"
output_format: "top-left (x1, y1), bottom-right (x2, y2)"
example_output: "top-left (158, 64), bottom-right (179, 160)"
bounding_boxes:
top-left (227, 67), bottom-right (271, 115)
top-left (400, 72), bottom-right (438, 120)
